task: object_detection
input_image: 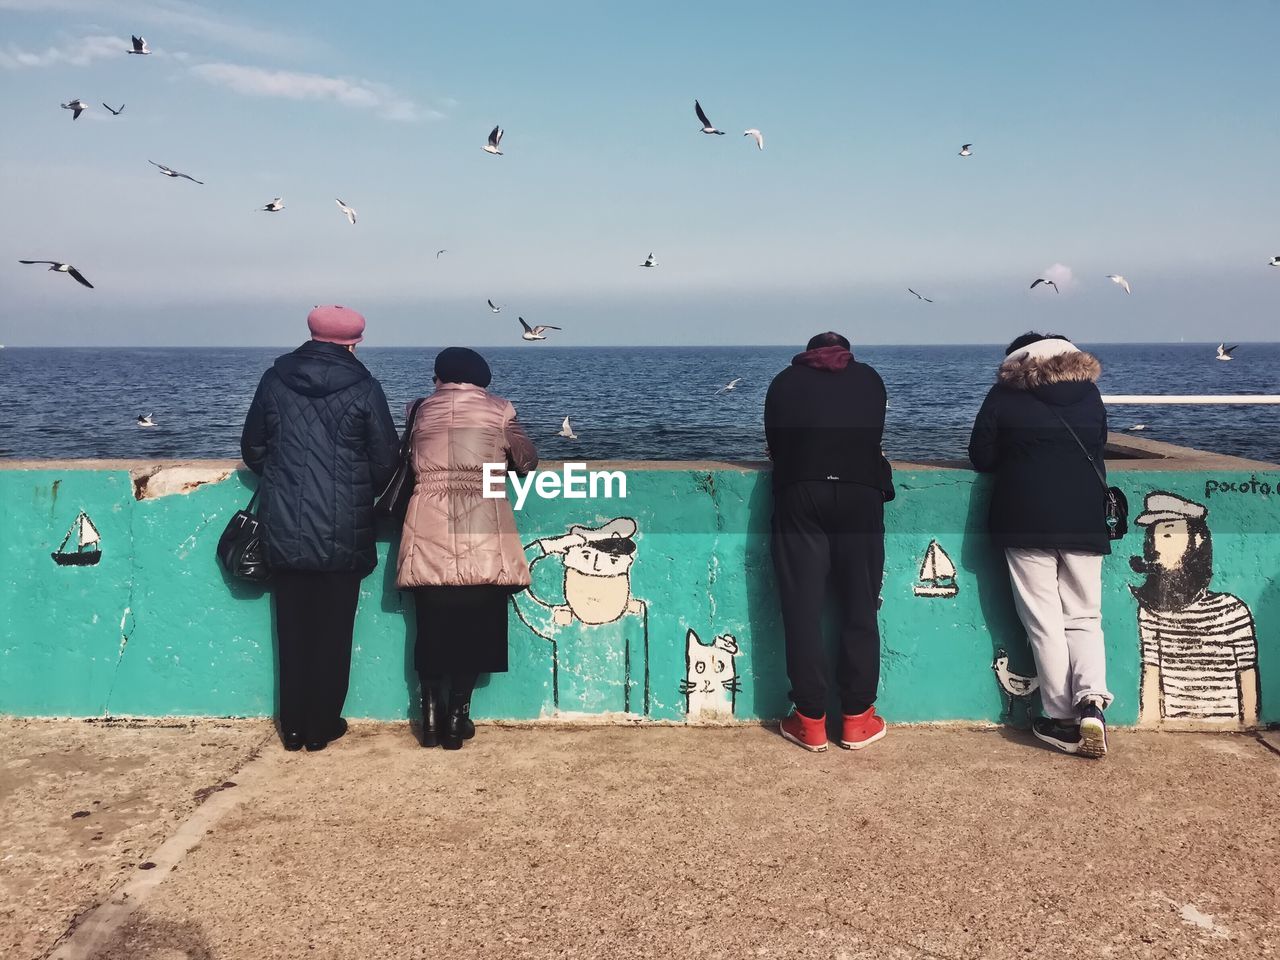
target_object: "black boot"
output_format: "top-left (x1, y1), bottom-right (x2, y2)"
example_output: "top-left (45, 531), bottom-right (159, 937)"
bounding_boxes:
top-left (420, 687), bottom-right (440, 748)
top-left (441, 703), bottom-right (468, 750)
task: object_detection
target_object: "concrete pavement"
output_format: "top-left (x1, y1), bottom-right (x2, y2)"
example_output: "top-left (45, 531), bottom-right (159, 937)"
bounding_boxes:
top-left (3, 718), bottom-right (1278, 959)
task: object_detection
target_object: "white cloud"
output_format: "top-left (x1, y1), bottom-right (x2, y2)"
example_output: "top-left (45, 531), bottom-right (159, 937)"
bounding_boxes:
top-left (0, 33), bottom-right (125, 69)
top-left (189, 61), bottom-right (436, 121)
top-left (1041, 262), bottom-right (1075, 289)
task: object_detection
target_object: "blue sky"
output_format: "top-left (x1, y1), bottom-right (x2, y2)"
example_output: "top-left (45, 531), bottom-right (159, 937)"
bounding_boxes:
top-left (2, 0), bottom-right (1278, 346)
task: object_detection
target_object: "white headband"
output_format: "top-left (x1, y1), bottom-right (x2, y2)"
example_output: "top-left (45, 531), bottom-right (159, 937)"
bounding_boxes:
top-left (1009, 338), bottom-right (1079, 363)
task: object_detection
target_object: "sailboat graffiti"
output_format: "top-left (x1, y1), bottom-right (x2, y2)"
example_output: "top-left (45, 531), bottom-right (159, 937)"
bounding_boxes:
top-left (913, 539), bottom-right (958, 598)
top-left (52, 511), bottom-right (102, 567)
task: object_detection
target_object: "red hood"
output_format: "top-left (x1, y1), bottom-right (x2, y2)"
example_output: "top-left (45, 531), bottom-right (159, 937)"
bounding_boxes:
top-left (792, 345), bottom-right (854, 371)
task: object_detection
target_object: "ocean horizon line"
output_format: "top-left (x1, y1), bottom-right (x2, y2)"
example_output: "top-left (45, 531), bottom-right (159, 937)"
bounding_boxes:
top-left (2, 341), bottom-right (1275, 351)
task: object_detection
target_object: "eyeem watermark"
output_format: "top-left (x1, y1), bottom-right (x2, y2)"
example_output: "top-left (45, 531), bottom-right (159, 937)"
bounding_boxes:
top-left (483, 462), bottom-right (627, 510)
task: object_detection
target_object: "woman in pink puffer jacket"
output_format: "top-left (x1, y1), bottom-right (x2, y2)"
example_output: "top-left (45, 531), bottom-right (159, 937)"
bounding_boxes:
top-left (397, 347), bottom-right (538, 749)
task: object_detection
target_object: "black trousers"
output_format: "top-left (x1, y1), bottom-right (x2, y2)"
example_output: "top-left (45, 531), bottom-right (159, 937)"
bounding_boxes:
top-left (771, 481), bottom-right (885, 718)
top-left (273, 570), bottom-right (362, 739)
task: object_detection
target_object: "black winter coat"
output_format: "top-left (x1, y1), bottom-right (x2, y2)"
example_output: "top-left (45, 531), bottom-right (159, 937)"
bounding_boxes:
top-left (765, 345), bottom-right (894, 498)
top-left (241, 341), bottom-right (399, 574)
top-left (968, 346), bottom-right (1111, 554)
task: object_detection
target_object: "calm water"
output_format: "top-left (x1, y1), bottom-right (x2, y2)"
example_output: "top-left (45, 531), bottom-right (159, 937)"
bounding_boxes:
top-left (1, 344), bottom-right (1278, 463)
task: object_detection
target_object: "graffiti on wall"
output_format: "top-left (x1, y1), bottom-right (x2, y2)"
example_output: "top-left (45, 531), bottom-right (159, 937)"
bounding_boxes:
top-left (913, 540), bottom-right (958, 598)
top-left (992, 648), bottom-right (1039, 723)
top-left (512, 517), bottom-right (651, 715)
top-left (680, 629), bottom-right (740, 720)
top-left (51, 511), bottom-right (102, 567)
top-left (1131, 492), bottom-right (1261, 727)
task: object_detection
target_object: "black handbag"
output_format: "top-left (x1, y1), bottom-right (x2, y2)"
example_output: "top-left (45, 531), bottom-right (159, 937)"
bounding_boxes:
top-left (216, 489), bottom-right (271, 581)
top-left (1045, 406), bottom-right (1129, 540)
top-left (375, 398), bottom-right (426, 521)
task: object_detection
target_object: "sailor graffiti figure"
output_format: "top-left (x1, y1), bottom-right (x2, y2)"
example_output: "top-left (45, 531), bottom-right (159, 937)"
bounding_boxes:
top-left (1131, 492), bottom-right (1261, 727)
top-left (511, 517), bottom-right (651, 715)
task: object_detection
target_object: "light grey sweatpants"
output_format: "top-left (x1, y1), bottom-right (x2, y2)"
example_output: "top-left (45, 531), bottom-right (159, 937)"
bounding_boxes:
top-left (1005, 548), bottom-right (1113, 720)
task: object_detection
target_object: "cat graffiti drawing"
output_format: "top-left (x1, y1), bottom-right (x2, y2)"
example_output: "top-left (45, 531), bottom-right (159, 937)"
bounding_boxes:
top-left (680, 629), bottom-right (740, 719)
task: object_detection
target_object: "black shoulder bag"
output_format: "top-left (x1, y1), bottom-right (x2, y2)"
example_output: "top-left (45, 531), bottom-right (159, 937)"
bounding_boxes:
top-left (216, 488), bottom-right (271, 581)
top-left (375, 398), bottom-right (426, 521)
top-left (1044, 407), bottom-right (1129, 540)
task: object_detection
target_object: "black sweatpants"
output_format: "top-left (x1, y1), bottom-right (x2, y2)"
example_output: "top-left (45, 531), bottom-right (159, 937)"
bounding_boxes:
top-left (273, 570), bottom-right (362, 740)
top-left (771, 480), bottom-right (885, 718)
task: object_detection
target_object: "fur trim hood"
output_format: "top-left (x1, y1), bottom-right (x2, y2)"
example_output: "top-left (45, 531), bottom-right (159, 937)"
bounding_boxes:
top-left (998, 347), bottom-right (1101, 391)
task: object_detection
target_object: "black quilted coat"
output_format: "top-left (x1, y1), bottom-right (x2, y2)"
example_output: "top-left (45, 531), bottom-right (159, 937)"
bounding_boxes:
top-left (241, 341), bottom-right (399, 574)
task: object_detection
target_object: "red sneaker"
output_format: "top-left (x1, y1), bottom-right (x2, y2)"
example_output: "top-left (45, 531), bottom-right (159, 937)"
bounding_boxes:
top-left (840, 707), bottom-right (886, 750)
top-left (779, 711), bottom-right (828, 752)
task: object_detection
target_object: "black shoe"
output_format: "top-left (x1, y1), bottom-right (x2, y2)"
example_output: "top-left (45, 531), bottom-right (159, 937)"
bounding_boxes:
top-left (1077, 704), bottom-right (1108, 759)
top-left (282, 731), bottom-right (304, 752)
top-left (456, 701), bottom-right (475, 741)
top-left (421, 689), bottom-right (440, 748)
top-left (441, 706), bottom-right (467, 750)
top-left (305, 718), bottom-right (348, 752)
top-left (1031, 717), bottom-right (1081, 755)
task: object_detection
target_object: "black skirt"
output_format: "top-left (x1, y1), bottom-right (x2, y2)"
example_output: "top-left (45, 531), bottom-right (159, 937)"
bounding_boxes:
top-left (413, 586), bottom-right (511, 675)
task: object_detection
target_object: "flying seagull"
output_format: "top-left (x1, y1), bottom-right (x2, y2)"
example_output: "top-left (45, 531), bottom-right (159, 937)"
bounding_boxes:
top-left (136, 414), bottom-right (156, 427)
top-left (436, 249), bottom-right (447, 259)
top-left (743, 128), bottom-right (764, 150)
top-left (149, 160), bottom-right (203, 184)
top-left (102, 102), bottom-right (124, 116)
top-left (487, 299), bottom-right (502, 313)
top-left (1030, 278), bottom-right (1059, 294)
top-left (959, 143), bottom-right (973, 157)
top-left (335, 198), bottom-right (356, 224)
top-left (127, 35), bottom-right (150, 55)
top-left (1106, 274), bottom-right (1132, 294)
top-left (558, 417), bottom-right (577, 440)
top-left (18, 260), bottom-right (94, 288)
top-left (715, 378), bottom-right (742, 395)
top-left (639, 252), bottom-right (657, 268)
top-left (1216, 343), bottom-right (1237, 361)
top-left (908, 288), bottom-right (934, 303)
top-left (484, 125), bottom-right (504, 155)
top-left (61, 99), bottom-right (88, 120)
top-left (695, 100), bottom-right (725, 135)
top-left (519, 318), bottom-right (561, 341)
top-left (1269, 256), bottom-right (1279, 266)
top-left (260, 197), bottom-right (284, 212)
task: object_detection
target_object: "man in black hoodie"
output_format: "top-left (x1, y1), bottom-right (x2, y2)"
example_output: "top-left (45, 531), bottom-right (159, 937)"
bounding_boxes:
top-left (241, 306), bottom-right (399, 752)
top-left (765, 332), bottom-right (893, 753)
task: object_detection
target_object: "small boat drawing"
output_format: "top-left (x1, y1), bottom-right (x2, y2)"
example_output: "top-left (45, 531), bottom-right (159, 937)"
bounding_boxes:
top-left (52, 511), bottom-right (102, 566)
top-left (913, 539), bottom-right (958, 598)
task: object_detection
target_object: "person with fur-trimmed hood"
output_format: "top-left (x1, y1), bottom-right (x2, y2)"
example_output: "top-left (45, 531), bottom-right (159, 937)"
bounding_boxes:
top-left (969, 332), bottom-right (1114, 759)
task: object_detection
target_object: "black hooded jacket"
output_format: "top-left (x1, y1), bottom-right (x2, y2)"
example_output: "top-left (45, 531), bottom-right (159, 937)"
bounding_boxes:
top-left (968, 346), bottom-right (1111, 554)
top-left (241, 341), bottom-right (399, 574)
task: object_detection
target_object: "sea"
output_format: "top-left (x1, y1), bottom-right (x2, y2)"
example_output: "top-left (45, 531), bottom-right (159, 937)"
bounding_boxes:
top-left (1, 344), bottom-right (1278, 464)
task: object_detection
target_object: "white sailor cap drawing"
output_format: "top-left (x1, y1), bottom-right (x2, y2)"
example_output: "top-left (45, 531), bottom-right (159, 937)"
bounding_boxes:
top-left (1135, 492), bottom-right (1207, 527)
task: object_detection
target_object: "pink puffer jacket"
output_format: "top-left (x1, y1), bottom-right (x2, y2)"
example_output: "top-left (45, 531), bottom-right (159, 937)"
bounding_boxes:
top-left (396, 383), bottom-right (538, 589)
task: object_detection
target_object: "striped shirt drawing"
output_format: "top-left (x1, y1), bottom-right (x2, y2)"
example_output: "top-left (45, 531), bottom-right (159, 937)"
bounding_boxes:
top-left (1139, 590), bottom-right (1258, 720)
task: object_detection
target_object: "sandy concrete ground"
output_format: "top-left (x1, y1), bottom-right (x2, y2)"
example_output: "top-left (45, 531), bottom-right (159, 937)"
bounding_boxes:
top-left (4, 720), bottom-right (1278, 960)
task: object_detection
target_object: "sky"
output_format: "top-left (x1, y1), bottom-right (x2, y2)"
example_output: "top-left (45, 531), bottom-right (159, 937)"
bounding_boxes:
top-left (1, 0), bottom-right (1278, 347)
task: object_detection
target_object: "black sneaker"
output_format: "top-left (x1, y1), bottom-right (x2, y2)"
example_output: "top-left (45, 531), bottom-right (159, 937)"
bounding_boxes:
top-left (1078, 704), bottom-right (1108, 759)
top-left (1031, 717), bottom-right (1081, 755)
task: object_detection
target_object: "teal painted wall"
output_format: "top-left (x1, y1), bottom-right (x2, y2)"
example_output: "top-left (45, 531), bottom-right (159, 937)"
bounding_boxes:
top-left (1, 465), bottom-right (1276, 726)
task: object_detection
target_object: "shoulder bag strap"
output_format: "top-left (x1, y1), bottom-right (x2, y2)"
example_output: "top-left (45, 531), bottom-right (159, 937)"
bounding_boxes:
top-left (1040, 402), bottom-right (1109, 493)
top-left (401, 398), bottom-right (426, 455)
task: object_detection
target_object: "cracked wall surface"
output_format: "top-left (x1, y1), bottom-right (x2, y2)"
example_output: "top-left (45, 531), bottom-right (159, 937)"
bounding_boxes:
top-left (1, 465), bottom-right (1277, 726)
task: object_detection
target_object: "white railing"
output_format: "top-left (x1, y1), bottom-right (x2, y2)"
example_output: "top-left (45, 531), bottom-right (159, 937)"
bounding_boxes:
top-left (1102, 395), bottom-right (1280, 405)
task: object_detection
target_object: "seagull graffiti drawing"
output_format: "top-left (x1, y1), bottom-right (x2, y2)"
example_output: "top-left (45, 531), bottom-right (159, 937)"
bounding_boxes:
top-left (743, 128), bottom-right (764, 150)
top-left (1216, 343), bottom-right (1237, 362)
top-left (908, 288), bottom-right (934, 303)
top-left (260, 198), bottom-right (284, 212)
top-left (959, 143), bottom-right (973, 157)
top-left (715, 378), bottom-right (742, 395)
top-left (487, 299), bottom-right (502, 313)
top-left (639, 253), bottom-right (657, 268)
top-left (1106, 274), bottom-right (1132, 294)
top-left (335, 199), bottom-right (357, 225)
top-left (519, 318), bottom-right (561, 341)
top-left (992, 649), bottom-right (1039, 719)
top-left (558, 417), bottom-right (577, 440)
top-left (484, 125), bottom-right (504, 155)
top-left (127, 35), bottom-right (150, 55)
top-left (102, 103), bottom-right (124, 116)
top-left (61, 99), bottom-right (88, 120)
top-left (1030, 278), bottom-right (1059, 294)
top-left (149, 160), bottom-right (203, 184)
top-left (695, 100), bottom-right (725, 135)
top-left (18, 260), bottom-right (94, 288)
